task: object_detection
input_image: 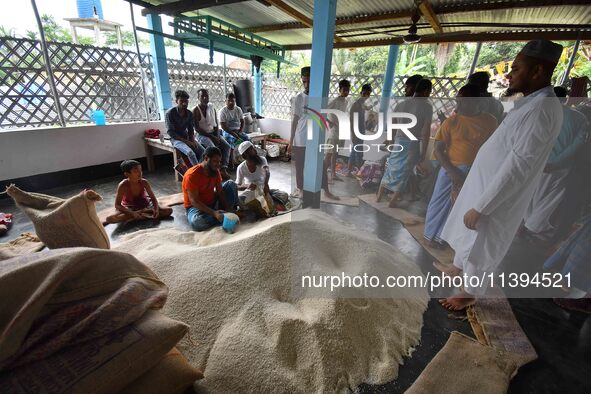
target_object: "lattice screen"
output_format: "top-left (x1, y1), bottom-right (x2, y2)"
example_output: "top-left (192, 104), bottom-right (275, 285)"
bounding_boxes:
top-left (168, 59), bottom-right (250, 111)
top-left (261, 73), bottom-right (465, 121)
top-left (0, 37), bottom-right (159, 129)
top-left (48, 42), bottom-right (159, 124)
top-left (0, 37), bottom-right (60, 128)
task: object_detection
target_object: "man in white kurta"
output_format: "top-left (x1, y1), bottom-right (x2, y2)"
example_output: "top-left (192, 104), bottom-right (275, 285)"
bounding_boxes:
top-left (438, 40), bottom-right (564, 310)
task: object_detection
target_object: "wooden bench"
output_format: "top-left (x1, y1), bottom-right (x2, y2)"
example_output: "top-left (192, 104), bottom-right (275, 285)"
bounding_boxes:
top-left (144, 137), bottom-right (184, 181)
top-left (144, 133), bottom-right (271, 182)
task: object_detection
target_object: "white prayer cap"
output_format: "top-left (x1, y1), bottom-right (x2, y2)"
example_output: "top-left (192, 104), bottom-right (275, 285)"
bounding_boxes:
top-left (238, 141), bottom-right (254, 155)
top-left (518, 40), bottom-right (563, 64)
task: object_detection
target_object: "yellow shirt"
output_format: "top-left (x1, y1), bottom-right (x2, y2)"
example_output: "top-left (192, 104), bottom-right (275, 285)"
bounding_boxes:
top-left (434, 113), bottom-right (497, 166)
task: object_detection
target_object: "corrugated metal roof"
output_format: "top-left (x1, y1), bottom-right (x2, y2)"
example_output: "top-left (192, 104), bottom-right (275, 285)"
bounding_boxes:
top-left (137, 0), bottom-right (591, 47)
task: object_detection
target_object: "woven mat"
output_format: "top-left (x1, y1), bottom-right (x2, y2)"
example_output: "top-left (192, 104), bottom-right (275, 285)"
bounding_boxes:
top-left (467, 288), bottom-right (538, 366)
top-left (98, 193), bottom-right (184, 225)
top-left (358, 194), bottom-right (454, 266)
top-left (321, 192), bottom-right (359, 207)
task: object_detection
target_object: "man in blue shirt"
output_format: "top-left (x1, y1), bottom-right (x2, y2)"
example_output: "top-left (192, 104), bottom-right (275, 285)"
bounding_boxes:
top-left (165, 90), bottom-right (205, 165)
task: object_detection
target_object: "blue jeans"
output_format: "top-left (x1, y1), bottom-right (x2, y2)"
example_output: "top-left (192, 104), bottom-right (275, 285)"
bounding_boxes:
top-left (171, 139), bottom-right (204, 165)
top-left (221, 129), bottom-right (250, 146)
top-left (186, 180), bottom-right (238, 231)
top-left (197, 131), bottom-right (232, 168)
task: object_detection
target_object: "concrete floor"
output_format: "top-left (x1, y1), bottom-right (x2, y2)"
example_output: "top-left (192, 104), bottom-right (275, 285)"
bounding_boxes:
top-left (1, 160), bottom-right (589, 393)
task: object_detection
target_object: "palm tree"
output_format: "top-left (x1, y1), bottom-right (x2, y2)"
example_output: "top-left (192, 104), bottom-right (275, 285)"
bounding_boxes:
top-left (0, 25), bottom-right (16, 37)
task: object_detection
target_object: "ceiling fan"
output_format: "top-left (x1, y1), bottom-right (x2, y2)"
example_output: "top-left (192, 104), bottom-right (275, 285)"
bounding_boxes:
top-left (363, 5), bottom-right (472, 44)
top-left (403, 10), bottom-right (422, 43)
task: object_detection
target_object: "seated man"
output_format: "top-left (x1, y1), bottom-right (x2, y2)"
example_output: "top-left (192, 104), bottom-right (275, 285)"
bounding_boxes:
top-left (165, 89), bottom-right (204, 165)
top-left (183, 146), bottom-right (239, 231)
top-left (236, 141), bottom-right (275, 216)
top-left (107, 160), bottom-right (173, 223)
top-left (220, 92), bottom-right (250, 146)
top-left (193, 88), bottom-right (232, 178)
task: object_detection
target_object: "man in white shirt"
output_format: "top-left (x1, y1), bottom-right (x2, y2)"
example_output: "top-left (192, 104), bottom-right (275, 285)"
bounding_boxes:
top-left (236, 141), bottom-right (275, 216)
top-left (193, 88), bottom-right (232, 179)
top-left (220, 92), bottom-right (250, 146)
top-left (438, 40), bottom-right (564, 310)
top-left (288, 66), bottom-right (310, 199)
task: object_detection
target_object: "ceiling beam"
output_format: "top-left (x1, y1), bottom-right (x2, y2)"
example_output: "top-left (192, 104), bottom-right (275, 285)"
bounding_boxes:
top-left (265, 0), bottom-right (313, 28)
top-left (141, 0), bottom-right (247, 16)
top-left (248, 0), bottom-right (589, 33)
top-left (264, 0), bottom-right (346, 42)
top-left (418, 0), bottom-right (443, 34)
top-left (284, 30), bottom-right (591, 50)
top-left (248, 10), bottom-right (412, 33)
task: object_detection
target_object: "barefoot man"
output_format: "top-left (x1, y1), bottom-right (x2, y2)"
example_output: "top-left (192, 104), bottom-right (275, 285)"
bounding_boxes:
top-left (437, 40), bottom-right (564, 310)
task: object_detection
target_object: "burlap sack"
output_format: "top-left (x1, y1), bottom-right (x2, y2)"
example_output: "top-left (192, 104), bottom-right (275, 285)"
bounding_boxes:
top-left (0, 311), bottom-right (188, 394)
top-left (6, 185), bottom-right (110, 249)
top-left (405, 331), bottom-right (526, 394)
top-left (120, 347), bottom-right (203, 394)
top-left (0, 233), bottom-right (44, 262)
top-left (0, 247), bottom-right (165, 368)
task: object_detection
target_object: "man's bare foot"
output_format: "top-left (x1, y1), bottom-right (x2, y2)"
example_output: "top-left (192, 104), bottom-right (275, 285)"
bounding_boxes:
top-left (376, 187), bottom-right (385, 202)
top-left (433, 261), bottom-right (462, 277)
top-left (323, 190), bottom-right (340, 200)
top-left (439, 291), bottom-right (476, 311)
top-left (388, 198), bottom-right (399, 208)
top-left (427, 240), bottom-right (444, 249)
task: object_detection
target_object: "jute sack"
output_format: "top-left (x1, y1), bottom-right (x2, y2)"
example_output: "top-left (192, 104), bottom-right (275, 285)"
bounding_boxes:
top-left (0, 248), bottom-right (165, 368)
top-left (6, 185), bottom-right (109, 249)
top-left (405, 331), bottom-right (526, 394)
top-left (0, 311), bottom-right (188, 394)
top-left (120, 347), bottom-right (204, 394)
top-left (0, 233), bottom-right (44, 262)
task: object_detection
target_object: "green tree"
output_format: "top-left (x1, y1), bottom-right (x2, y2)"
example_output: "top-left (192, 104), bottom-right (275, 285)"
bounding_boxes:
top-left (332, 49), bottom-right (353, 76)
top-left (104, 30), bottom-right (150, 47)
top-left (40, 14), bottom-right (72, 43)
top-left (0, 25), bottom-right (16, 37)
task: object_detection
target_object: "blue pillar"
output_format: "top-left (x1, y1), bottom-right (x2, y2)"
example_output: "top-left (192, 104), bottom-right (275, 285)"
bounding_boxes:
top-left (303, 0), bottom-right (337, 208)
top-left (254, 66), bottom-right (262, 114)
top-left (380, 45), bottom-right (399, 113)
top-left (146, 13), bottom-right (172, 118)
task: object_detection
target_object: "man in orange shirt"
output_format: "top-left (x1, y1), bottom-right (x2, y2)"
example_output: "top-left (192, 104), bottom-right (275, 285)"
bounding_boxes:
top-left (183, 146), bottom-right (239, 231)
top-left (424, 84), bottom-right (497, 248)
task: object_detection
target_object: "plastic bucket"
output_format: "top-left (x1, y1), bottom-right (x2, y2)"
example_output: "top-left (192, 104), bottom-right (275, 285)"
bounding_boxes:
top-left (222, 213), bottom-right (239, 233)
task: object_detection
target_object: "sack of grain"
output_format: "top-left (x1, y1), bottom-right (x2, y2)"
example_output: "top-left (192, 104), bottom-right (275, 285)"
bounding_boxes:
top-left (0, 248), bottom-right (166, 369)
top-left (0, 311), bottom-right (188, 394)
top-left (120, 347), bottom-right (203, 394)
top-left (6, 185), bottom-right (109, 249)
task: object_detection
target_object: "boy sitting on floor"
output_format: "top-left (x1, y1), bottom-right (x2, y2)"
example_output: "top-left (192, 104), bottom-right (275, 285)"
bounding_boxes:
top-left (106, 160), bottom-right (173, 224)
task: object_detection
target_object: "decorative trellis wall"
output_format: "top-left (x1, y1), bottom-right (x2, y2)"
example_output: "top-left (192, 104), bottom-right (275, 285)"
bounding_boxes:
top-left (2, 35), bottom-right (587, 131)
top-left (261, 72), bottom-right (466, 121)
top-left (168, 59), bottom-right (250, 110)
top-left (0, 37), bottom-right (159, 129)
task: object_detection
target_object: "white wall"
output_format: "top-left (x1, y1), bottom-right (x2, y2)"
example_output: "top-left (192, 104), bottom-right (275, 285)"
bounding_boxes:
top-left (0, 121), bottom-right (165, 180)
